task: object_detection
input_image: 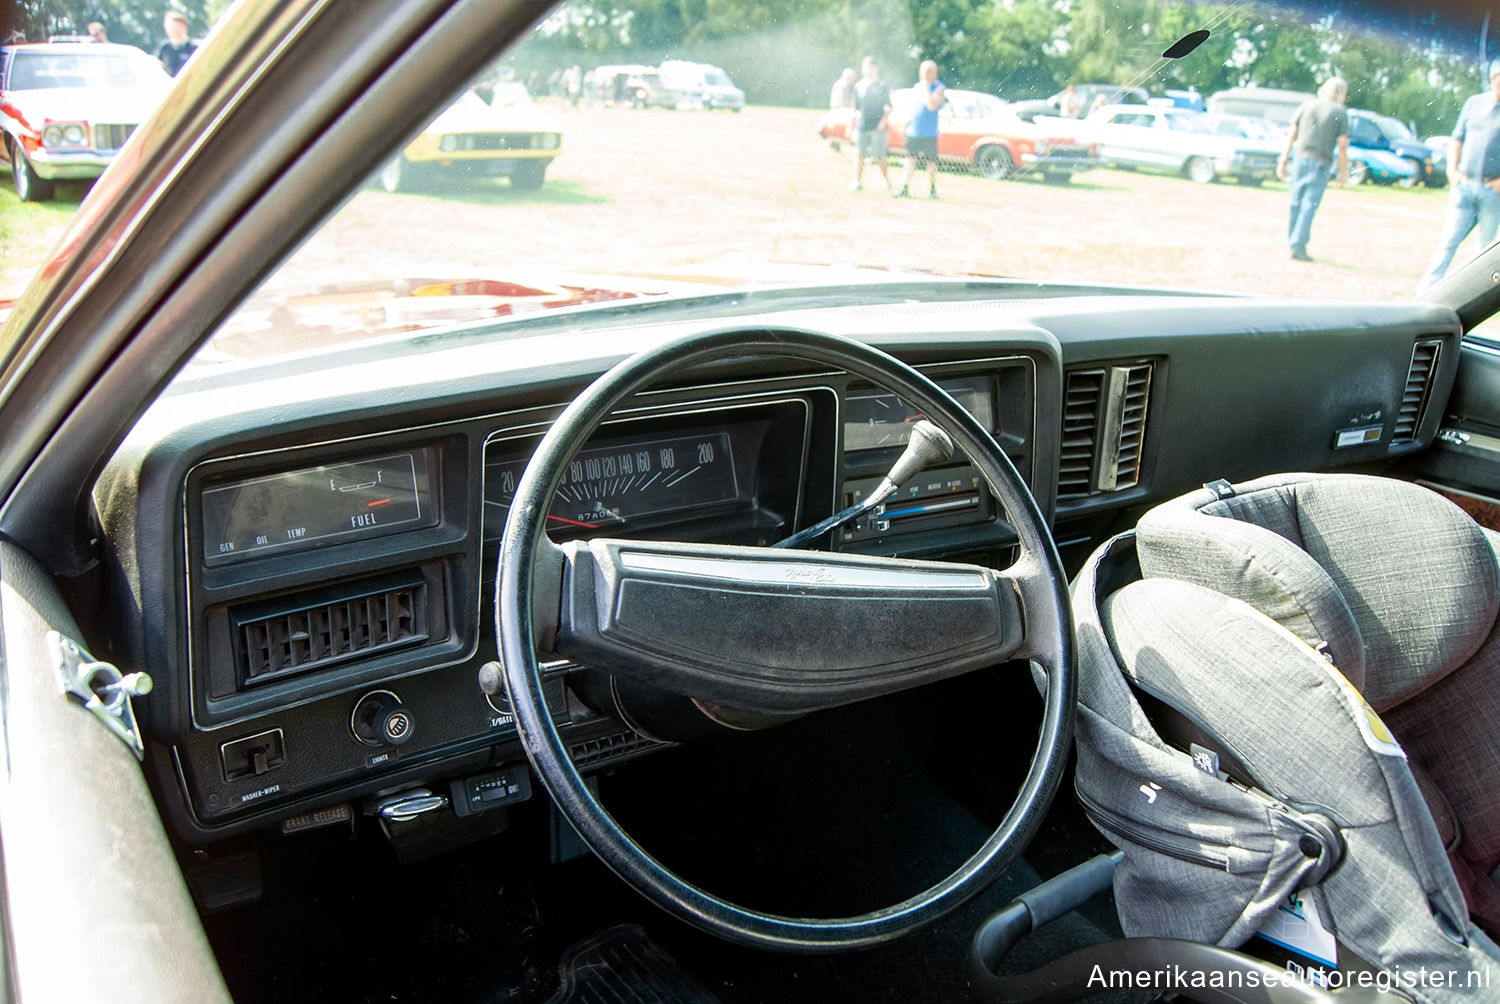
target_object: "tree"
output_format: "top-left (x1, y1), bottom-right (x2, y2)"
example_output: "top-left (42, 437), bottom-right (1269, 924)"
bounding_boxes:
top-left (11, 2), bottom-right (221, 51)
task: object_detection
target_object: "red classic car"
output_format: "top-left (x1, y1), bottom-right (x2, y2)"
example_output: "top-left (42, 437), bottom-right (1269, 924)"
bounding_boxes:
top-left (0, 41), bottom-right (172, 201)
top-left (819, 86), bottom-right (1101, 182)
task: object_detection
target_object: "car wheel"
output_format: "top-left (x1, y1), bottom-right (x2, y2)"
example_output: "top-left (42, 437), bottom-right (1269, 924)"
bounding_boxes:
top-left (511, 160), bottom-right (548, 190)
top-left (377, 156), bottom-right (408, 194)
top-left (1396, 158), bottom-right (1424, 188)
top-left (10, 140), bottom-right (54, 202)
top-left (1185, 156), bottom-right (1216, 185)
top-left (976, 146), bottom-right (1015, 181)
top-left (1347, 161), bottom-right (1369, 187)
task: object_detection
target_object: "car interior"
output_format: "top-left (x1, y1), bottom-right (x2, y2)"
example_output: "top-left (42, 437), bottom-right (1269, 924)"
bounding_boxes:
top-left (7, 0), bottom-right (1500, 1002)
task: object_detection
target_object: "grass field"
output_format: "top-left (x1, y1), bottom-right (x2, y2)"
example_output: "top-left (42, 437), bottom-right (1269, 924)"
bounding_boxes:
top-left (0, 102), bottom-right (1476, 306)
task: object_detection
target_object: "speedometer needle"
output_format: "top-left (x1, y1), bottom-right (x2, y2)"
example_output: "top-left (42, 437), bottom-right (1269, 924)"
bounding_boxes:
top-left (547, 514), bottom-right (601, 528)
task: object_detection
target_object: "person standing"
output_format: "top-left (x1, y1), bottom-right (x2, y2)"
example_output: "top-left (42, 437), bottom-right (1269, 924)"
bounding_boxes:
top-left (564, 65), bottom-right (582, 108)
top-left (156, 11), bottom-right (197, 77)
top-left (897, 59), bottom-right (946, 199)
top-left (1276, 76), bottom-right (1349, 262)
top-left (1419, 61), bottom-right (1500, 291)
top-left (850, 57), bottom-right (892, 193)
top-left (830, 68), bottom-right (855, 111)
top-left (1058, 84), bottom-right (1084, 119)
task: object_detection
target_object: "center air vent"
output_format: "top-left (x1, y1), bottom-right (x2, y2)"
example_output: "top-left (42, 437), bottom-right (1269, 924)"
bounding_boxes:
top-left (234, 574), bottom-right (428, 687)
top-left (570, 731), bottom-right (670, 767)
top-left (1392, 338), bottom-right (1443, 444)
top-left (1058, 362), bottom-right (1153, 501)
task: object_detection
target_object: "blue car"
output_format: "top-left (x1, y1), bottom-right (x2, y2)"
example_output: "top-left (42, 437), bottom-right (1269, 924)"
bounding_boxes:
top-left (1343, 144), bottom-right (1422, 187)
top-left (1347, 109), bottom-right (1445, 187)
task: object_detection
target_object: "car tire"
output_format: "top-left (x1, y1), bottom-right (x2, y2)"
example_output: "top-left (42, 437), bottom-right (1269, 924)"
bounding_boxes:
top-left (1185, 156), bottom-right (1216, 184)
top-left (976, 146), bottom-right (1015, 181)
top-left (1397, 158), bottom-right (1424, 188)
top-left (511, 160), bottom-right (548, 190)
top-left (1347, 161), bottom-right (1369, 187)
top-left (378, 155), bottom-right (409, 194)
top-left (10, 140), bottom-right (54, 203)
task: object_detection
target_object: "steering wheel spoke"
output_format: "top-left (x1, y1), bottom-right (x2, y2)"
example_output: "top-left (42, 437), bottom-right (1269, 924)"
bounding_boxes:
top-left (553, 537), bottom-right (1026, 714)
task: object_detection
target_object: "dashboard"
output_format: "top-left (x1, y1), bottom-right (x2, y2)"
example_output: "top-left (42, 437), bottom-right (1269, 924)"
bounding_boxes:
top-left (90, 289), bottom-right (1462, 841)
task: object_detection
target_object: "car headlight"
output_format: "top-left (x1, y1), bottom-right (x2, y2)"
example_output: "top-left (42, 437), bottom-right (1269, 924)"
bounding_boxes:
top-left (41, 122), bottom-right (89, 148)
top-left (1035, 140), bottom-right (1050, 156)
top-left (540, 133), bottom-right (560, 150)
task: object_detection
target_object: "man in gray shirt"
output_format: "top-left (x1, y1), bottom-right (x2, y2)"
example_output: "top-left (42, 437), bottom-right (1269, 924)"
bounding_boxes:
top-left (1277, 77), bottom-right (1349, 262)
top-left (1419, 61), bottom-right (1500, 291)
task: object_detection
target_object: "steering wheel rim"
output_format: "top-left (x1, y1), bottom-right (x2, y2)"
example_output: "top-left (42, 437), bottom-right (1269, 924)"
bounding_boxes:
top-left (496, 326), bottom-right (1075, 951)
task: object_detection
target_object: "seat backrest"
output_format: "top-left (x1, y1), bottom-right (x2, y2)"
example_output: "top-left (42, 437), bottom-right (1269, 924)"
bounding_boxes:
top-left (1133, 472), bottom-right (1500, 711)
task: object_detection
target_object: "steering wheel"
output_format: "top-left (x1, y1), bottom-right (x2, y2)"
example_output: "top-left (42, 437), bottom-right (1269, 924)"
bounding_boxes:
top-left (496, 327), bottom-right (1074, 951)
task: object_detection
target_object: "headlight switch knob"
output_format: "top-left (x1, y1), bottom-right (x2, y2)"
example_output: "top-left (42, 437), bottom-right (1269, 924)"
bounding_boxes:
top-left (351, 690), bottom-right (415, 747)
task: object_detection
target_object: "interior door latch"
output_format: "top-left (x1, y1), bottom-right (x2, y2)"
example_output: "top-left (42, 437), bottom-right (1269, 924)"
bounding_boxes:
top-left (49, 631), bottom-right (152, 761)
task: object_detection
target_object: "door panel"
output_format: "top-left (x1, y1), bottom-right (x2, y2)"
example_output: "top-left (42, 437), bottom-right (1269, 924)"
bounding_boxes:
top-left (1401, 342), bottom-right (1500, 530)
top-left (0, 541), bottom-right (229, 1003)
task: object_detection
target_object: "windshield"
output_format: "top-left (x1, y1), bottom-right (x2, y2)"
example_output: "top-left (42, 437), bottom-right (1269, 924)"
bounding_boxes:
top-left (5, 1), bottom-right (1487, 366)
top-left (8, 48), bottom-right (166, 89)
top-left (1376, 114), bottom-right (1415, 140)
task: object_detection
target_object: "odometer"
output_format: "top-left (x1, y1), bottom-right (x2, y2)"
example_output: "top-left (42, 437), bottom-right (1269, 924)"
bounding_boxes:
top-left (486, 430), bottom-right (739, 537)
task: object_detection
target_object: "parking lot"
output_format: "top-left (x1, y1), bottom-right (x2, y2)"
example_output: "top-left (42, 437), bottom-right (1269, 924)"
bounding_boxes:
top-left (0, 101), bottom-right (1466, 306)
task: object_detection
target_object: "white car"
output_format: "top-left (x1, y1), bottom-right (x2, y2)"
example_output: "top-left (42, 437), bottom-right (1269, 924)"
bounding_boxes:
top-left (1081, 103), bottom-right (1282, 184)
top-left (0, 42), bottom-right (173, 201)
top-left (657, 60), bottom-right (745, 111)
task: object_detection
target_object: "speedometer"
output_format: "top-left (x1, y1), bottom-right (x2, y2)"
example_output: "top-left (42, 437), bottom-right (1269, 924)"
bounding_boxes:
top-left (486, 430), bottom-right (739, 537)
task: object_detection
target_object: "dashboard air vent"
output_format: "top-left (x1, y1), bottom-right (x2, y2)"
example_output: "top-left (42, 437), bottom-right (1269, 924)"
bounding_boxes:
top-left (236, 575), bottom-right (428, 686)
top-left (1058, 368), bottom-right (1105, 500)
top-left (570, 731), bottom-right (669, 768)
top-left (1059, 362), bottom-right (1153, 500)
top-left (1392, 338), bottom-right (1442, 444)
top-left (1099, 363), bottom-right (1152, 492)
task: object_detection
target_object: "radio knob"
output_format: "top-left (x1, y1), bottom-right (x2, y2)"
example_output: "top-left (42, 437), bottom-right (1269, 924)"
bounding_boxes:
top-left (351, 690), bottom-right (415, 747)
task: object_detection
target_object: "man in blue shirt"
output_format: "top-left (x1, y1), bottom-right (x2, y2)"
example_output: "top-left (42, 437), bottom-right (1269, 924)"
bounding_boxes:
top-left (896, 60), bottom-right (946, 199)
top-left (1419, 61), bottom-right (1500, 291)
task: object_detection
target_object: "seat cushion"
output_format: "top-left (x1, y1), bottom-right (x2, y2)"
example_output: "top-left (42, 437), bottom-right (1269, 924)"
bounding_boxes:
top-left (1136, 473), bottom-right (1500, 711)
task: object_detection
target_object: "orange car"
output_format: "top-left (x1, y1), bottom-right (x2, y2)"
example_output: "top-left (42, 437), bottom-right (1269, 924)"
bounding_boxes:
top-left (819, 86), bottom-right (1101, 182)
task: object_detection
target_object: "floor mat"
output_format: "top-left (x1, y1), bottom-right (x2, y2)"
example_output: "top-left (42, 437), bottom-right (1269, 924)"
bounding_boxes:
top-left (546, 925), bottom-right (719, 1004)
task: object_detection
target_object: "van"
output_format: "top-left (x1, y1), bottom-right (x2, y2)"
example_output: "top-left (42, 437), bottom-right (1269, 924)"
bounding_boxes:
top-left (1206, 86), bottom-right (1313, 126)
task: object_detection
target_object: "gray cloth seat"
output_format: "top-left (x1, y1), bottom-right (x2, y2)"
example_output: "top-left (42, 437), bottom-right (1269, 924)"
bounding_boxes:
top-left (1072, 473), bottom-right (1500, 999)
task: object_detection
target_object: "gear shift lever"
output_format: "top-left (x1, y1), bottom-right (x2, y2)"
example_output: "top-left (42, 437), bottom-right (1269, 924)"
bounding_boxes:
top-left (773, 419), bottom-right (954, 549)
